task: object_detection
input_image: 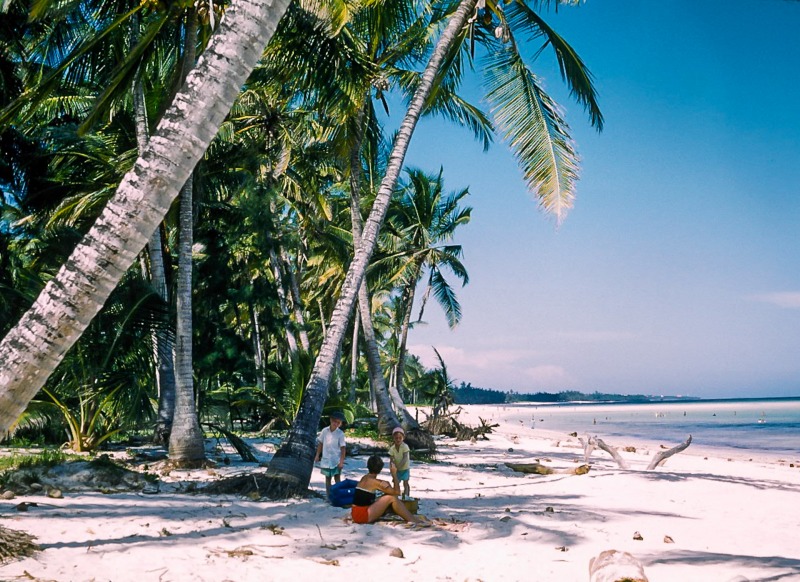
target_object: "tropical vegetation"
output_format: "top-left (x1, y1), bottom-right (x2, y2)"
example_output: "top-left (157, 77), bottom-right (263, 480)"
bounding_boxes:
top-left (0, 0), bottom-right (601, 496)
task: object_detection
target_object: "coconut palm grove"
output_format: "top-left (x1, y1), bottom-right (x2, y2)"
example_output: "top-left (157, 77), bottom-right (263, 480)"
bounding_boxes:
top-left (0, 0), bottom-right (602, 495)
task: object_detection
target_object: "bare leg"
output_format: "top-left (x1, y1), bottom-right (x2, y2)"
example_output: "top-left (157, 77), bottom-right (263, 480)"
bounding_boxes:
top-left (389, 496), bottom-right (422, 523)
top-left (403, 480), bottom-right (410, 499)
top-left (367, 495), bottom-right (396, 523)
top-left (324, 475), bottom-right (332, 497)
top-left (334, 473), bottom-right (341, 484)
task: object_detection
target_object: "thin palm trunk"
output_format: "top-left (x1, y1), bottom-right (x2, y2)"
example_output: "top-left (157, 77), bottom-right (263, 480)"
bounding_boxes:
top-left (349, 308), bottom-right (359, 403)
top-left (166, 10), bottom-right (205, 466)
top-left (265, 0), bottom-right (477, 494)
top-left (168, 174), bottom-right (205, 465)
top-left (134, 73), bottom-right (176, 445)
top-left (280, 247), bottom-right (310, 352)
top-left (249, 303), bottom-right (265, 390)
top-left (269, 246), bottom-right (299, 357)
top-left (0, 0), bottom-right (292, 435)
top-left (390, 279), bottom-right (420, 428)
top-left (349, 102), bottom-right (400, 435)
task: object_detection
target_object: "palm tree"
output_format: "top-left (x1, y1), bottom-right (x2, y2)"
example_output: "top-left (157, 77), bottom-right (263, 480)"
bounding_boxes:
top-left (265, 0), bottom-right (482, 494)
top-left (266, 0), bottom-right (602, 494)
top-left (0, 0), bottom-right (293, 436)
top-left (380, 167), bottom-right (470, 426)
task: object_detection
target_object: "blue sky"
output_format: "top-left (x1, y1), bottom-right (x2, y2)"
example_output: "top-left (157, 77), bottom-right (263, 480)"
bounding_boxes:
top-left (398, 0), bottom-right (800, 398)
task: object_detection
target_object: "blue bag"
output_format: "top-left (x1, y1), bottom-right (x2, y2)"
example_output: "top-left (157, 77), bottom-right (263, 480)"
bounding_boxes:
top-left (329, 478), bottom-right (358, 507)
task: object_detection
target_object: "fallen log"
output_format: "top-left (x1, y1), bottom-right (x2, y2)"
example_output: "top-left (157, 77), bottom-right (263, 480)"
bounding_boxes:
top-left (505, 462), bottom-right (590, 476)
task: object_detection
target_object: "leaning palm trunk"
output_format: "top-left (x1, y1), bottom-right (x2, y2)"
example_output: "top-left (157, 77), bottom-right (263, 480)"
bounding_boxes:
top-left (0, 0), bottom-right (292, 435)
top-left (265, 0), bottom-right (478, 495)
top-left (348, 101), bottom-right (401, 436)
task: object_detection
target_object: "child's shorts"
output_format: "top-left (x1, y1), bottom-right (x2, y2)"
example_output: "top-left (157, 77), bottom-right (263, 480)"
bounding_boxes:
top-left (321, 466), bottom-right (341, 478)
top-left (396, 469), bottom-right (410, 482)
top-left (351, 505), bottom-right (370, 524)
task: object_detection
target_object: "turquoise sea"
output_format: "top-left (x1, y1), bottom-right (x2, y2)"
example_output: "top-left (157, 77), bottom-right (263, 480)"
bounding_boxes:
top-left (499, 397), bottom-right (800, 460)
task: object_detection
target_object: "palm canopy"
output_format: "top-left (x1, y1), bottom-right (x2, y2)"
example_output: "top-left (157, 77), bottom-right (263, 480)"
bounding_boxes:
top-left (420, 0), bottom-right (603, 224)
top-left (378, 166), bottom-right (471, 329)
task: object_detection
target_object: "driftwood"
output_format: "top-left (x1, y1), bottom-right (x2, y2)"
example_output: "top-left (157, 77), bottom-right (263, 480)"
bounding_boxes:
top-left (589, 549), bottom-right (648, 582)
top-left (578, 435), bottom-right (692, 471)
top-left (505, 462), bottom-right (590, 476)
top-left (208, 424), bottom-right (260, 463)
top-left (346, 443), bottom-right (387, 457)
top-left (646, 435), bottom-right (693, 470)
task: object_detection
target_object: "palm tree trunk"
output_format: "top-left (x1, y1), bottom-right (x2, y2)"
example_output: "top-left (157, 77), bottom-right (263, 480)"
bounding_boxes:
top-left (0, 0), bottom-right (292, 435)
top-left (349, 308), bottom-right (359, 403)
top-left (134, 71), bottom-right (176, 445)
top-left (269, 246), bottom-right (300, 357)
top-left (167, 10), bottom-right (206, 466)
top-left (249, 303), bottom-right (266, 390)
top-left (390, 281), bottom-right (420, 428)
top-left (265, 0), bottom-right (478, 494)
top-left (168, 174), bottom-right (205, 465)
top-left (349, 101), bottom-right (401, 435)
top-left (280, 247), bottom-right (310, 352)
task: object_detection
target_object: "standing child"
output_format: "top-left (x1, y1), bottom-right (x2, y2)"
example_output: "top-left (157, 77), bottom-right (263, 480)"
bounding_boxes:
top-left (388, 426), bottom-right (411, 499)
top-left (315, 411), bottom-right (346, 497)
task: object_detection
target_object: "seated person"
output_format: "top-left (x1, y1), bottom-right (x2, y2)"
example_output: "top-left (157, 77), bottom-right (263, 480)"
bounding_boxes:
top-left (351, 455), bottom-right (425, 525)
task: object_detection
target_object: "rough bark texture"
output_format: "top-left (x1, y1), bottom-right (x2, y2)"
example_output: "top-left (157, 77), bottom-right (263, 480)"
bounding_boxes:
top-left (168, 175), bottom-right (205, 466)
top-left (266, 0), bottom-right (478, 495)
top-left (0, 0), bottom-right (292, 435)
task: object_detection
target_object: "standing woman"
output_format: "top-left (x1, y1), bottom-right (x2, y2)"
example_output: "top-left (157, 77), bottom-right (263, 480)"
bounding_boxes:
top-left (351, 455), bottom-right (425, 525)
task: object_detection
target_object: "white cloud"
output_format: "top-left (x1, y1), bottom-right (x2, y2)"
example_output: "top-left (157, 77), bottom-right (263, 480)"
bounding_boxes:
top-left (408, 343), bottom-right (578, 392)
top-left (750, 292), bottom-right (800, 309)
top-left (408, 344), bottom-right (535, 370)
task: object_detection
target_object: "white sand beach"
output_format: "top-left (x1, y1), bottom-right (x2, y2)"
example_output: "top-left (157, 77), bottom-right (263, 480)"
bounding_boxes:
top-left (1, 404), bottom-right (799, 582)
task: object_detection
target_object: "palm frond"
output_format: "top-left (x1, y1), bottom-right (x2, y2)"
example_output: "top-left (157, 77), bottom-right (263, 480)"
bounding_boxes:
top-left (482, 40), bottom-right (579, 224)
top-left (507, 0), bottom-right (603, 130)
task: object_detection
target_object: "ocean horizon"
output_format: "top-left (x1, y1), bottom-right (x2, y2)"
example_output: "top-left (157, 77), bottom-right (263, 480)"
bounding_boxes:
top-left (473, 396), bottom-right (800, 461)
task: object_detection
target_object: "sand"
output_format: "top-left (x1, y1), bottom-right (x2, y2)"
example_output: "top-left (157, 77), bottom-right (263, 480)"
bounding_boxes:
top-left (1, 403), bottom-right (799, 582)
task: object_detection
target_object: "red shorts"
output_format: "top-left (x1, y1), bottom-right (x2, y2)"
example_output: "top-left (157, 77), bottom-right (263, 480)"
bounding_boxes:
top-left (351, 505), bottom-right (370, 524)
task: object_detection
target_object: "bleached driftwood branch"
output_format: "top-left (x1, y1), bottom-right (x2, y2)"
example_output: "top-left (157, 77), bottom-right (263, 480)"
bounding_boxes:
top-left (578, 434), bottom-right (692, 471)
top-left (504, 462), bottom-right (590, 476)
top-left (577, 436), bottom-right (596, 464)
top-left (646, 435), bottom-right (692, 470)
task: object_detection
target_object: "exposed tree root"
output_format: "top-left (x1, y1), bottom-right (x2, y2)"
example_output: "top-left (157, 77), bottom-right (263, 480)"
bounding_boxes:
top-left (422, 407), bottom-right (498, 441)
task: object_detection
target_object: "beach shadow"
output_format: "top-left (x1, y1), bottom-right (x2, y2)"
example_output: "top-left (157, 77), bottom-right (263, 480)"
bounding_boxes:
top-left (644, 550), bottom-right (800, 581)
top-left (637, 470), bottom-right (800, 493)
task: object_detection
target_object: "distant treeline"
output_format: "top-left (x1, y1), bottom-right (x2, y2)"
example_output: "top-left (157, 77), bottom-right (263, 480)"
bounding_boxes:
top-left (452, 383), bottom-right (659, 405)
